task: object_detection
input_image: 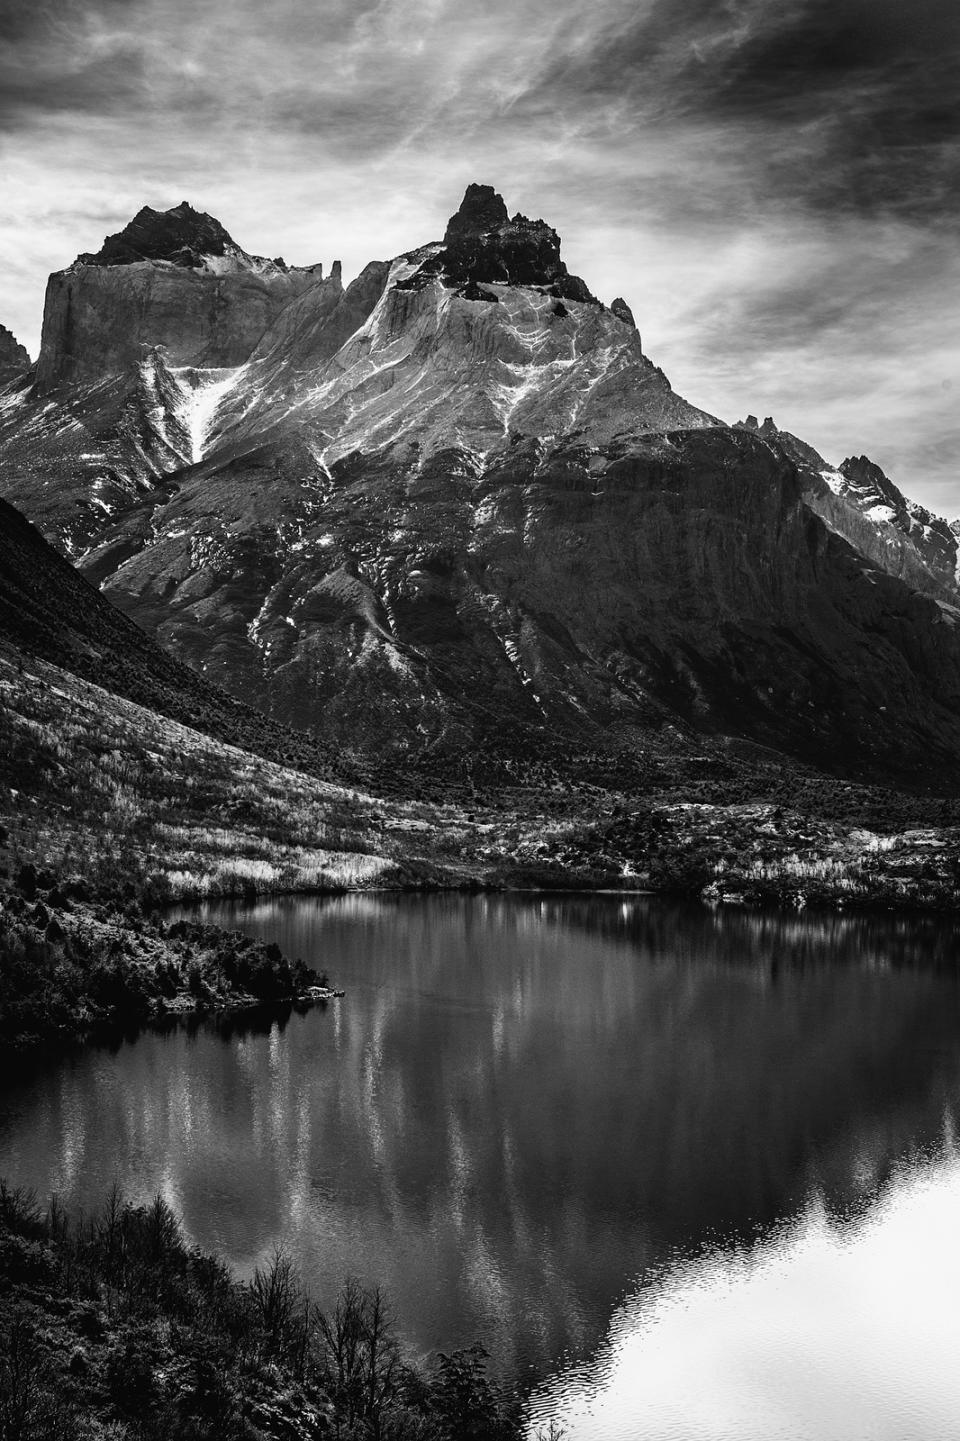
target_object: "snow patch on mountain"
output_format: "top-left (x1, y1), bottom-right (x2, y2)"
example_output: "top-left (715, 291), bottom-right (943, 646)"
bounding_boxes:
top-left (819, 469), bottom-right (847, 495)
top-left (170, 366), bottom-right (244, 462)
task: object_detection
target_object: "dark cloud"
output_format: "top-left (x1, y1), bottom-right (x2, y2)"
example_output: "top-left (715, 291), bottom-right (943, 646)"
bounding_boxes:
top-left (512, 0), bottom-right (960, 220)
top-left (690, 0), bottom-right (960, 219)
top-left (689, 0), bottom-right (959, 112)
top-left (0, 0), bottom-right (138, 47)
top-left (0, 45), bottom-right (146, 125)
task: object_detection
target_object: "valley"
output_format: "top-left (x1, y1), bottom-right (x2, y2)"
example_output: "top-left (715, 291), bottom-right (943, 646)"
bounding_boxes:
top-left (3, 185), bottom-right (960, 1041)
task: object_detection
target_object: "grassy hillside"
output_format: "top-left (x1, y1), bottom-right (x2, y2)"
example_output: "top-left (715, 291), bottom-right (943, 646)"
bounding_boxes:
top-left (0, 646), bottom-right (474, 906)
top-left (0, 495), bottom-right (356, 786)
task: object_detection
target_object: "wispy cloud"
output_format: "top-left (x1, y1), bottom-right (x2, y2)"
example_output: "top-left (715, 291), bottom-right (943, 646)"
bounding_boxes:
top-left (0, 0), bottom-right (957, 509)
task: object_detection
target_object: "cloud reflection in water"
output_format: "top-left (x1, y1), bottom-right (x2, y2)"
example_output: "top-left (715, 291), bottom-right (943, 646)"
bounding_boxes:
top-left (530, 1135), bottom-right (960, 1440)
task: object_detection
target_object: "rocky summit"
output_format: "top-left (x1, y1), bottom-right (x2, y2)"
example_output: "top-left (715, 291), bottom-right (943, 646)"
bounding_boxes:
top-left (79, 200), bottom-right (250, 268)
top-left (414, 181), bottom-right (597, 302)
top-left (736, 416), bottom-right (960, 604)
top-left (2, 184), bottom-right (960, 786)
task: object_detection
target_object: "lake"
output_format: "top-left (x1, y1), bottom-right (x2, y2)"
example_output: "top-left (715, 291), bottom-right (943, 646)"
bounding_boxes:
top-left (4, 893), bottom-right (960, 1439)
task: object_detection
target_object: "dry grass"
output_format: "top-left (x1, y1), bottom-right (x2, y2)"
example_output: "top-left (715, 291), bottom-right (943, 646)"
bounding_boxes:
top-left (4, 651), bottom-right (960, 911)
top-left (0, 652), bottom-right (481, 901)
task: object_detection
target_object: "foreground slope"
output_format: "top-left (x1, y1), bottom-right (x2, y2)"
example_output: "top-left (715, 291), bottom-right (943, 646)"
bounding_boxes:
top-left (0, 495), bottom-right (485, 969)
top-left (3, 186), bottom-right (960, 786)
top-left (0, 493), bottom-right (355, 781)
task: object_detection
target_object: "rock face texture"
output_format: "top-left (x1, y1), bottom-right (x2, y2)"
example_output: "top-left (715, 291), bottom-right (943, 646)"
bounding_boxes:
top-left (4, 184), bottom-right (960, 784)
top-left (737, 416), bottom-right (960, 603)
top-left (35, 202), bottom-right (328, 390)
top-left (0, 323), bottom-right (29, 379)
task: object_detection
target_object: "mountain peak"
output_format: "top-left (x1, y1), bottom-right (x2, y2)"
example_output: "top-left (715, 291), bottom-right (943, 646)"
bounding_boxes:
top-left (444, 184), bottom-right (511, 241)
top-left (839, 454), bottom-right (909, 515)
top-left (38, 203), bottom-right (327, 390)
top-left (78, 202), bottom-right (238, 269)
top-left (426, 183), bottom-right (596, 303)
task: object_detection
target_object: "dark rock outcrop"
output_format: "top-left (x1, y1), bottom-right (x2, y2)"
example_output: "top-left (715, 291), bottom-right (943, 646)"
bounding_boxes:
top-left (80, 201), bottom-right (239, 268)
top-left (0, 323), bottom-right (29, 379)
top-left (610, 297), bottom-right (636, 328)
top-left (409, 184), bottom-right (597, 302)
top-left (737, 414), bottom-right (779, 439)
top-left (445, 183), bottom-right (510, 239)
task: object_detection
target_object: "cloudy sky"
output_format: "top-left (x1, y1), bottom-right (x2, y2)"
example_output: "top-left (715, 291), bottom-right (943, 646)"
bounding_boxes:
top-left (1, 0), bottom-right (958, 510)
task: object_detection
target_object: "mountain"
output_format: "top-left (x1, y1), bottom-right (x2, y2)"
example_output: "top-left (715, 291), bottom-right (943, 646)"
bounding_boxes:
top-left (3, 186), bottom-right (960, 786)
top-left (0, 203), bottom-right (338, 556)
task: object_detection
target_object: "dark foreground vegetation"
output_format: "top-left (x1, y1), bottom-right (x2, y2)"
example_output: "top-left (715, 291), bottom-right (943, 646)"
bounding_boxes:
top-left (0, 862), bottom-right (336, 1050)
top-left (0, 1182), bottom-right (524, 1441)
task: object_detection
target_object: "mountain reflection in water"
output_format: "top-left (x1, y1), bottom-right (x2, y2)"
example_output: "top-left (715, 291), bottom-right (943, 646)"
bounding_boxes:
top-left (2, 894), bottom-right (960, 1428)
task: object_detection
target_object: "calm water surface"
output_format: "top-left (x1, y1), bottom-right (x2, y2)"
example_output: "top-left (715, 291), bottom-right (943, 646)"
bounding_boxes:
top-left (4, 894), bottom-right (960, 1439)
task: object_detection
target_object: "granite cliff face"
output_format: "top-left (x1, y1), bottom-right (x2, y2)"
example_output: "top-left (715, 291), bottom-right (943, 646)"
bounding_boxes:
top-left (35, 202), bottom-right (329, 390)
top-left (3, 186), bottom-right (960, 784)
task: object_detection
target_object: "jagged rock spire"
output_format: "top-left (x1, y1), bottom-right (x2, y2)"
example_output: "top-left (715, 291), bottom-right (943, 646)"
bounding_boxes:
top-left (444, 184), bottom-right (510, 241)
top-left (0, 323), bottom-right (30, 376)
top-left (425, 183), bottom-right (597, 303)
top-left (737, 415), bottom-right (779, 437)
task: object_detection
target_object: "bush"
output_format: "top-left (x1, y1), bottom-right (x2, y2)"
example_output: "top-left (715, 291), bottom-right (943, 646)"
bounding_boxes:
top-left (429, 1345), bottom-right (519, 1441)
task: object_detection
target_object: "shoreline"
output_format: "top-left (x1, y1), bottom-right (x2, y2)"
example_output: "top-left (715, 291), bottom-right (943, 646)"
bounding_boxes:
top-left (168, 871), bottom-right (960, 916)
top-left (5, 867), bottom-right (960, 1055)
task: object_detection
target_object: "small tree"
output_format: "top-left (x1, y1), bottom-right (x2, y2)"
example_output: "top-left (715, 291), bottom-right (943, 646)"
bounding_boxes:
top-left (315, 1277), bottom-right (404, 1438)
top-left (250, 1243), bottom-right (302, 1363)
